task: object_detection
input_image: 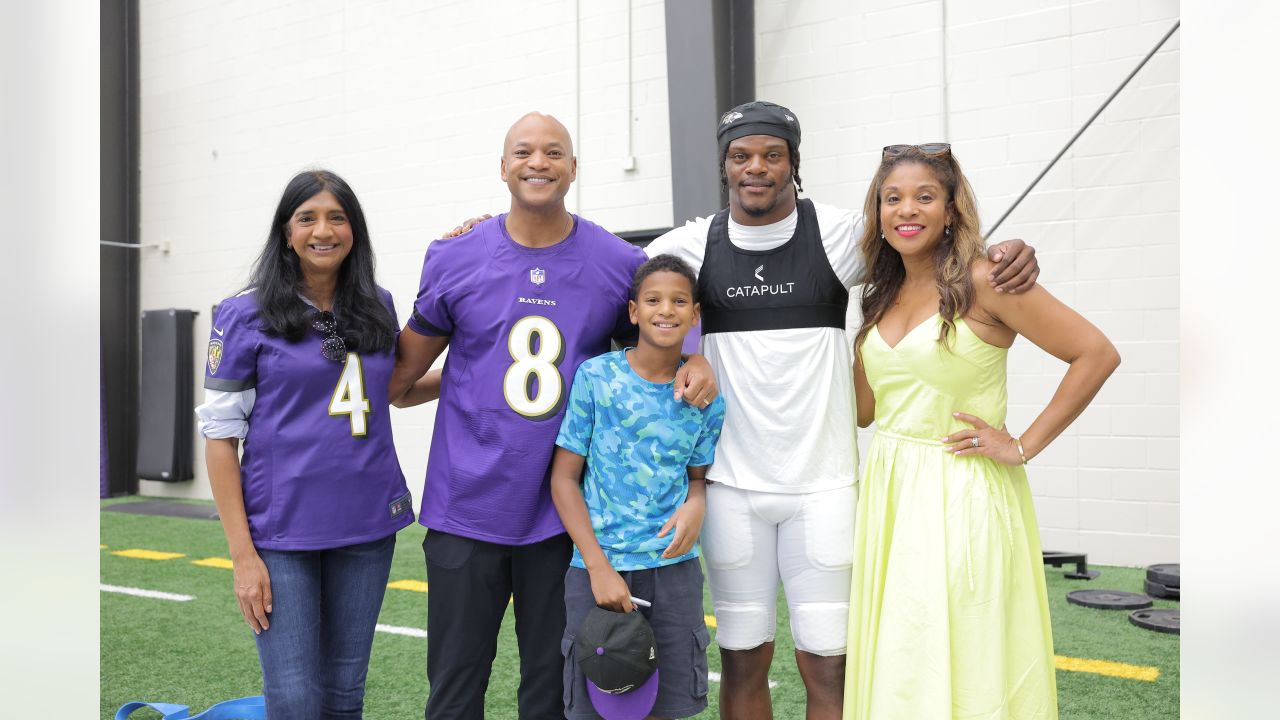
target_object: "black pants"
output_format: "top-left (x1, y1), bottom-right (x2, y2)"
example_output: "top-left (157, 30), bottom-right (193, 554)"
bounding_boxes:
top-left (423, 529), bottom-right (572, 720)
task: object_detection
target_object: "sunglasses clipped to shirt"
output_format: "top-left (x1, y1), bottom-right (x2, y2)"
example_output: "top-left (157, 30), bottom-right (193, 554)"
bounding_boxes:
top-left (311, 310), bottom-right (349, 362)
top-left (882, 143), bottom-right (951, 159)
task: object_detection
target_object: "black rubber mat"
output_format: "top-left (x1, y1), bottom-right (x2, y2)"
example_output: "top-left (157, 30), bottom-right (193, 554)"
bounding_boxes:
top-left (103, 500), bottom-right (219, 521)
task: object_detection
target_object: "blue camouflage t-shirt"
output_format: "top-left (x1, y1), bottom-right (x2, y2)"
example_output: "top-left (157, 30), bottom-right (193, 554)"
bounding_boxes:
top-left (555, 349), bottom-right (726, 571)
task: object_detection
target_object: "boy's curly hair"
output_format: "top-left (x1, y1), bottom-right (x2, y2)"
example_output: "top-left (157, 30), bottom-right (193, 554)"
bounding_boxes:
top-left (630, 254), bottom-right (699, 302)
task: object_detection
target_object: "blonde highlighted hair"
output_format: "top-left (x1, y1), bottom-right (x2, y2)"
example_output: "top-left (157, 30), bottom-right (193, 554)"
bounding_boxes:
top-left (854, 147), bottom-right (985, 351)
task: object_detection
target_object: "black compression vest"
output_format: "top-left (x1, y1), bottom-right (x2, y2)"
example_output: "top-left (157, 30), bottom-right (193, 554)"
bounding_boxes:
top-left (697, 198), bottom-right (849, 334)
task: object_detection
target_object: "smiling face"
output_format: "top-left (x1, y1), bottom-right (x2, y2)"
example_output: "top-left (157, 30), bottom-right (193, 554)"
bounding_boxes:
top-left (500, 113), bottom-right (577, 211)
top-left (878, 162), bottom-right (954, 259)
top-left (724, 134), bottom-right (796, 225)
top-left (285, 189), bottom-right (354, 279)
top-left (628, 270), bottom-right (700, 351)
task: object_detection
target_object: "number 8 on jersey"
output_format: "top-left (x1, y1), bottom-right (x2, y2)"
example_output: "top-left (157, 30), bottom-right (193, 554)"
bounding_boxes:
top-left (503, 315), bottom-right (566, 420)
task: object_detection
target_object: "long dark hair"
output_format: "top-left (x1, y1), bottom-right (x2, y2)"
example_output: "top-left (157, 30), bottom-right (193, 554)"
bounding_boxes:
top-left (854, 147), bottom-right (984, 351)
top-left (245, 170), bottom-right (397, 354)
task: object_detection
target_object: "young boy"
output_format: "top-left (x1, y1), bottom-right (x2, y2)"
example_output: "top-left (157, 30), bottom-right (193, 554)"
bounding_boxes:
top-left (551, 254), bottom-right (727, 720)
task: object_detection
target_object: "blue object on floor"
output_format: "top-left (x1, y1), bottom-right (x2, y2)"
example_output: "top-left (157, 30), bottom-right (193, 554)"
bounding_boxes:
top-left (114, 695), bottom-right (265, 719)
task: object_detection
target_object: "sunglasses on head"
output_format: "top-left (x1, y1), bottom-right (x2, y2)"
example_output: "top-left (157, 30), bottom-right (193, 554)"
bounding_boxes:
top-left (882, 143), bottom-right (951, 159)
top-left (311, 310), bottom-right (348, 362)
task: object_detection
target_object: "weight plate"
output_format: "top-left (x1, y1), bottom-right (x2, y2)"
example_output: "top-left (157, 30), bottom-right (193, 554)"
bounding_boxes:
top-left (1144, 578), bottom-right (1179, 600)
top-left (1129, 608), bottom-right (1179, 635)
top-left (1066, 589), bottom-right (1153, 610)
top-left (1146, 563), bottom-right (1179, 588)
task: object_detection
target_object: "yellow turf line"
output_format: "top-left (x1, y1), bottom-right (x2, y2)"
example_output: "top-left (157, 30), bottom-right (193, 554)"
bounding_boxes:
top-left (387, 579), bottom-right (428, 592)
top-left (109, 546), bottom-right (1159, 683)
top-left (1054, 655), bottom-right (1159, 681)
top-left (675, 614), bottom-right (1158, 682)
top-left (385, 579), bottom-right (508, 606)
top-left (112, 548), bottom-right (186, 561)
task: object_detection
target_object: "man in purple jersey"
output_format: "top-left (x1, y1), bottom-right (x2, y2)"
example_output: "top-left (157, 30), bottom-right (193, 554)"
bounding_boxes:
top-left (388, 112), bottom-right (717, 720)
top-left (445, 103), bottom-right (1042, 720)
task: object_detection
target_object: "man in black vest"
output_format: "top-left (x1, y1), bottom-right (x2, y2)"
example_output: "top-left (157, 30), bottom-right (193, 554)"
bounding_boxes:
top-left (644, 101), bottom-right (1040, 720)
top-left (445, 102), bottom-right (1039, 719)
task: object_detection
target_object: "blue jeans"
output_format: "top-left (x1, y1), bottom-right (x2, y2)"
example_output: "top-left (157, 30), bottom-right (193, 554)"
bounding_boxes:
top-left (254, 533), bottom-right (396, 720)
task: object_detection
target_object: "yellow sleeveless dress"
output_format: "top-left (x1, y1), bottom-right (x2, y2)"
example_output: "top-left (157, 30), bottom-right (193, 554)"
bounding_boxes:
top-left (843, 315), bottom-right (1058, 720)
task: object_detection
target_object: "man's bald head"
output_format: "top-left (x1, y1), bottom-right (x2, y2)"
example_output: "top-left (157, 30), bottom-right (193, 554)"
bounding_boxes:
top-left (503, 112), bottom-right (574, 157)
top-left (500, 111), bottom-right (578, 212)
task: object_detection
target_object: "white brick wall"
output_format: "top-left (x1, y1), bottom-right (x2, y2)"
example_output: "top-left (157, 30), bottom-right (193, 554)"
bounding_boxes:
top-left (135, 0), bottom-right (1179, 566)
top-left (136, 0), bottom-right (674, 501)
top-left (756, 0), bottom-right (1180, 566)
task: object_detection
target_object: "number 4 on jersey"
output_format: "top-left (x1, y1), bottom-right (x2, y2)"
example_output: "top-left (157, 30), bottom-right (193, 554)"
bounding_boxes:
top-left (329, 353), bottom-right (371, 436)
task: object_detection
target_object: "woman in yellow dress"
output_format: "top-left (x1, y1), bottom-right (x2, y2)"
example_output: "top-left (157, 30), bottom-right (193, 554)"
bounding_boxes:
top-left (843, 144), bottom-right (1120, 720)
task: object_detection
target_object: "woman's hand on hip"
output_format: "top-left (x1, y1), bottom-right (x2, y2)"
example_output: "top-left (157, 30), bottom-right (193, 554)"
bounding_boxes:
top-left (943, 412), bottom-right (1023, 466)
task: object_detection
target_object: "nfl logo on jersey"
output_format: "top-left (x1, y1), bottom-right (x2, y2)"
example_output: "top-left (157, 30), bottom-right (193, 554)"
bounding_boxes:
top-left (530, 267), bottom-right (546, 286)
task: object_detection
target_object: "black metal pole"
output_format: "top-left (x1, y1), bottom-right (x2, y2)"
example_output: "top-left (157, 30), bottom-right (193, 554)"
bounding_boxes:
top-left (664, 0), bottom-right (756, 224)
top-left (101, 0), bottom-right (141, 496)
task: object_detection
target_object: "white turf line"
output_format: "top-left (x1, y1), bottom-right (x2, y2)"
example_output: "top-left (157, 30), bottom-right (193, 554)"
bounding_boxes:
top-left (375, 623), bottom-right (429, 638)
top-left (369, 633), bottom-right (777, 687)
top-left (101, 583), bottom-right (194, 602)
top-left (99, 584), bottom-right (424, 639)
top-left (98, 585), bottom-right (777, 685)
top-left (706, 671), bottom-right (777, 689)
top-left (353, 628), bottom-right (784, 687)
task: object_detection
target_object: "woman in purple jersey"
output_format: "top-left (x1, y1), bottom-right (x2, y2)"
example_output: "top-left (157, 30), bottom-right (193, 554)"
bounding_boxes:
top-left (197, 170), bottom-right (414, 719)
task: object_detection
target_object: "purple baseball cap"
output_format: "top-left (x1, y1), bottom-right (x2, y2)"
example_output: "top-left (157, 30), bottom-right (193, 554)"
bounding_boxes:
top-left (575, 607), bottom-right (660, 720)
top-left (586, 669), bottom-right (660, 720)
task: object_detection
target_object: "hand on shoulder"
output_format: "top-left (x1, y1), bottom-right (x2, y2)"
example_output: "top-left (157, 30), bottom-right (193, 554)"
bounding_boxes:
top-left (441, 213), bottom-right (493, 239)
top-left (983, 238), bottom-right (1040, 294)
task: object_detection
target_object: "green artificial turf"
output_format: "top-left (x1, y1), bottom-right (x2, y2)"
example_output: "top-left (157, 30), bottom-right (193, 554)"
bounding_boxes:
top-left (1046, 566), bottom-right (1180, 719)
top-left (101, 498), bottom-right (1177, 719)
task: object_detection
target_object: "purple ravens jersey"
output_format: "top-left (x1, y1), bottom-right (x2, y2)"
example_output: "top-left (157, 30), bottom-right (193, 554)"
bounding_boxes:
top-left (409, 214), bottom-right (646, 544)
top-left (204, 288), bottom-right (414, 550)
